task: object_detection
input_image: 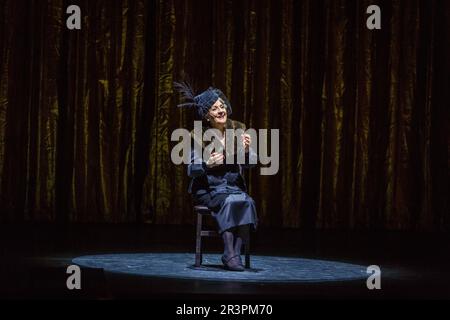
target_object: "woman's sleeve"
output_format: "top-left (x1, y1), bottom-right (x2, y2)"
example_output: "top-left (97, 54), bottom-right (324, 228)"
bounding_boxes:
top-left (187, 139), bottom-right (207, 177)
top-left (241, 147), bottom-right (258, 169)
top-left (237, 121), bottom-right (258, 169)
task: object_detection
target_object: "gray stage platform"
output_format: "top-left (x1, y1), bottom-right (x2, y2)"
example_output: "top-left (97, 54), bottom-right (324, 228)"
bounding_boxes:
top-left (73, 253), bottom-right (370, 283)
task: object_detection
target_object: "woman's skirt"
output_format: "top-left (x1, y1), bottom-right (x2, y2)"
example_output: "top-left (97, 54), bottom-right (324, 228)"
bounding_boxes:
top-left (194, 190), bottom-right (258, 234)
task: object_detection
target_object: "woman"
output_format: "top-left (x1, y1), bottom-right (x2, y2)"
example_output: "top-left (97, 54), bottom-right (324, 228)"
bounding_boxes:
top-left (174, 81), bottom-right (258, 271)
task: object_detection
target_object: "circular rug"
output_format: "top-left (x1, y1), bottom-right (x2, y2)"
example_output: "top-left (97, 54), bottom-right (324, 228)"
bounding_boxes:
top-left (72, 253), bottom-right (370, 283)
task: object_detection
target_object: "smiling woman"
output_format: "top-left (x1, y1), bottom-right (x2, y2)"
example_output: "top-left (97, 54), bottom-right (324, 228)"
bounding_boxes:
top-left (207, 98), bottom-right (227, 121)
top-left (174, 81), bottom-right (258, 272)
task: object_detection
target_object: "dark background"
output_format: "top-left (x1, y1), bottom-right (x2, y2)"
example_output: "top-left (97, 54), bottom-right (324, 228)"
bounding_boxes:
top-left (0, 0), bottom-right (448, 231)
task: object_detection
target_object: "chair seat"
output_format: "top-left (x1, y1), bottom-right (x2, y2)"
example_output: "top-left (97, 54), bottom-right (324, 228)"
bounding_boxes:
top-left (194, 205), bottom-right (211, 214)
top-left (200, 230), bottom-right (219, 237)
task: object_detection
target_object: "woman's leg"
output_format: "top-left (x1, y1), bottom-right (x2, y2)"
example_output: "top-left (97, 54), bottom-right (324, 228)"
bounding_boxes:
top-left (221, 228), bottom-right (244, 271)
top-left (233, 224), bottom-right (250, 256)
top-left (222, 230), bottom-right (235, 257)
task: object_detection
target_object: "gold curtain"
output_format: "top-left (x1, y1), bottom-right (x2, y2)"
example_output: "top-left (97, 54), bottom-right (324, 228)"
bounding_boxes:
top-left (0, 0), bottom-right (448, 230)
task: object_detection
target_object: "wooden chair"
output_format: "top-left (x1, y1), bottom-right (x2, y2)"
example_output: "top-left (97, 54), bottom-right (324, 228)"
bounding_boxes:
top-left (194, 205), bottom-right (251, 268)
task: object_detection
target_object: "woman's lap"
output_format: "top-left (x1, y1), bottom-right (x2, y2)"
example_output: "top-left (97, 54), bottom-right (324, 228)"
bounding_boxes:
top-left (193, 191), bottom-right (257, 233)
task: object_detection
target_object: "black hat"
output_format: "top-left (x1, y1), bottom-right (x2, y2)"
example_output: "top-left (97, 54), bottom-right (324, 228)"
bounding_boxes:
top-left (174, 81), bottom-right (233, 120)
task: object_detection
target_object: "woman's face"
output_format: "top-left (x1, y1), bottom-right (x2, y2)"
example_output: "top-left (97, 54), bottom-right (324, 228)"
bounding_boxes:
top-left (207, 98), bottom-right (227, 126)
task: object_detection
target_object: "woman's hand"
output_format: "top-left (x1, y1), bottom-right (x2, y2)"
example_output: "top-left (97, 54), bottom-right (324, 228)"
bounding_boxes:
top-left (206, 152), bottom-right (225, 168)
top-left (241, 134), bottom-right (251, 153)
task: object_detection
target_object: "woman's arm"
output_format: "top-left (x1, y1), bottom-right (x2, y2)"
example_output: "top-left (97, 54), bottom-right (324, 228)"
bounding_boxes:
top-left (187, 145), bottom-right (207, 178)
top-left (187, 138), bottom-right (224, 177)
top-left (240, 131), bottom-right (258, 169)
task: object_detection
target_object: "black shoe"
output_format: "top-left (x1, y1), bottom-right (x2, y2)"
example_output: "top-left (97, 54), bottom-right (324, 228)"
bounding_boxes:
top-left (221, 255), bottom-right (245, 271)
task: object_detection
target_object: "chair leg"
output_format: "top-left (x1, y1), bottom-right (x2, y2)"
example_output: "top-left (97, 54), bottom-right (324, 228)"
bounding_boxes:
top-left (195, 213), bottom-right (202, 267)
top-left (244, 237), bottom-right (251, 269)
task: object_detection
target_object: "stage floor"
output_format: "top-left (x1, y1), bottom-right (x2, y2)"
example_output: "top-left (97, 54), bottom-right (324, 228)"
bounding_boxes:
top-left (72, 253), bottom-right (372, 282)
top-left (1, 224), bottom-right (449, 299)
